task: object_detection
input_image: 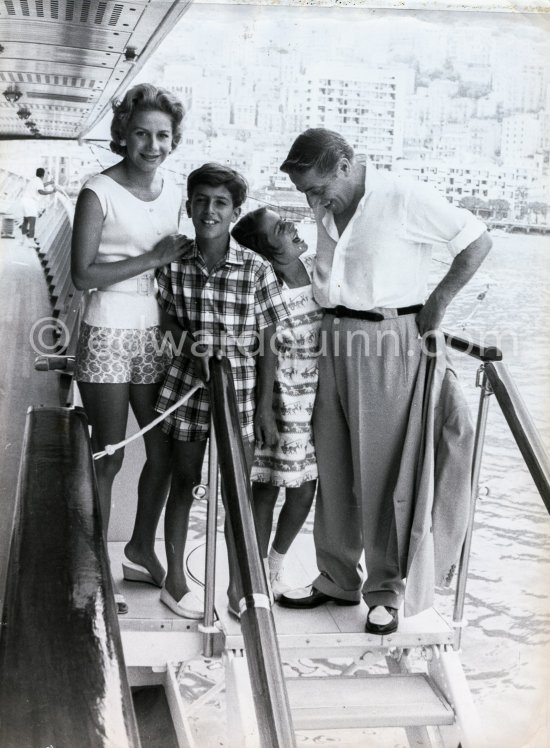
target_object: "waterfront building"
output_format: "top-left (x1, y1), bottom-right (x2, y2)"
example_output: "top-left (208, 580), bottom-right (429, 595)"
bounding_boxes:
top-left (396, 156), bottom-right (545, 220)
top-left (168, 128), bottom-right (210, 185)
top-left (303, 64), bottom-right (414, 169)
top-left (430, 123), bottom-right (470, 160)
top-left (501, 113), bottom-right (543, 161)
top-left (467, 119), bottom-right (501, 160)
top-left (404, 81), bottom-right (478, 160)
top-left (475, 94), bottom-right (500, 120)
top-left (492, 48), bottom-right (546, 113)
top-left (249, 139), bottom-right (296, 191)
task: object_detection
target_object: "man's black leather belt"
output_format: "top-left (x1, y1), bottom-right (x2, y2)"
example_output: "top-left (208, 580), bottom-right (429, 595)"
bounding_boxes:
top-left (324, 304), bottom-right (423, 321)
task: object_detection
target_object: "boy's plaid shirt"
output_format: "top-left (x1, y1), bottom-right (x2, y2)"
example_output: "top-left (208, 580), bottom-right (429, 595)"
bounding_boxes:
top-left (155, 239), bottom-right (289, 440)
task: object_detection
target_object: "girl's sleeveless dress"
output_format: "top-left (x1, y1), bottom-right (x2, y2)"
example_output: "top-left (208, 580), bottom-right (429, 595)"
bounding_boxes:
top-left (251, 250), bottom-right (323, 488)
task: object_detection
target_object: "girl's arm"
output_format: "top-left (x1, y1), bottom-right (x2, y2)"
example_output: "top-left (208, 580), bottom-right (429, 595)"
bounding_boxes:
top-left (71, 189), bottom-right (194, 291)
top-left (254, 323), bottom-right (279, 447)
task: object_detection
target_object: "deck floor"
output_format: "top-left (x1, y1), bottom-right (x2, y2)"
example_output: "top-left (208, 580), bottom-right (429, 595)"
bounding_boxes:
top-left (111, 534), bottom-right (454, 658)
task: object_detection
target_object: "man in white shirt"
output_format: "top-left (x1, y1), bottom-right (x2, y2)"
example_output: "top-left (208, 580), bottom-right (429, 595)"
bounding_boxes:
top-left (21, 167), bottom-right (55, 241)
top-left (277, 128), bottom-right (492, 634)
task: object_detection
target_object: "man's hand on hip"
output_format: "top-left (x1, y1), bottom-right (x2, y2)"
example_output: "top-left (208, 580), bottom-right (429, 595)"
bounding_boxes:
top-left (415, 295), bottom-right (446, 337)
top-left (416, 231), bottom-right (493, 337)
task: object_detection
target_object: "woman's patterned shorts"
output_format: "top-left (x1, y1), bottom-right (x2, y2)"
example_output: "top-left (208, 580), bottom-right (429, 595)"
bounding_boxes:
top-left (74, 322), bottom-right (171, 384)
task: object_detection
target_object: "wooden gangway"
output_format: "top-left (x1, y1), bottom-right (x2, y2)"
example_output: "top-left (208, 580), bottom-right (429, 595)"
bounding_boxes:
top-left (112, 531), bottom-right (473, 748)
top-left (108, 355), bottom-right (488, 748)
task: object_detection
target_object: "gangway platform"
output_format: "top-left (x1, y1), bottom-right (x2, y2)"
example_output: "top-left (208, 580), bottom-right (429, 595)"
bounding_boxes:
top-left (112, 535), bottom-right (477, 748)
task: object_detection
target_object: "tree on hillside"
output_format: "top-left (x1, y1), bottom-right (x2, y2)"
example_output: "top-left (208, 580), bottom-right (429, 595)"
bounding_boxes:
top-left (488, 199), bottom-right (510, 220)
top-left (514, 187), bottom-right (529, 220)
top-left (527, 202), bottom-right (548, 224)
top-left (457, 81), bottom-right (492, 99)
top-left (459, 196), bottom-right (490, 217)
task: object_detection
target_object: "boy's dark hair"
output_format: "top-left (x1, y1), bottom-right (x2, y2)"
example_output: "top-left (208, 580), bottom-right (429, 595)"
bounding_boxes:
top-left (110, 83), bottom-right (185, 156)
top-left (280, 128), bottom-right (354, 176)
top-left (36, 168), bottom-right (45, 178)
top-left (187, 163), bottom-right (248, 208)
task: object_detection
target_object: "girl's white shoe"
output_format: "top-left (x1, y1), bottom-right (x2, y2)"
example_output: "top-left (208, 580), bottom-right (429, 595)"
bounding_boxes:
top-left (270, 571), bottom-right (292, 601)
top-left (160, 587), bottom-right (204, 619)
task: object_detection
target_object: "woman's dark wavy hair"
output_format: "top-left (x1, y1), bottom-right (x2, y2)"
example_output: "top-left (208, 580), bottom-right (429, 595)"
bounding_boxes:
top-left (110, 83), bottom-right (185, 156)
top-left (231, 207), bottom-right (270, 255)
top-left (280, 128), bottom-right (354, 175)
top-left (187, 163), bottom-right (248, 208)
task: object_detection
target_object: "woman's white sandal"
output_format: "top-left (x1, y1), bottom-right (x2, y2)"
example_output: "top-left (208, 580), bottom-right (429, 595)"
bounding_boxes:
top-left (122, 558), bottom-right (166, 588)
top-left (160, 587), bottom-right (204, 619)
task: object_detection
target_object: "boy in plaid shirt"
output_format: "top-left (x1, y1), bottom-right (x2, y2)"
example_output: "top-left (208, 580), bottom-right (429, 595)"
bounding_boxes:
top-left (156, 163), bottom-right (288, 618)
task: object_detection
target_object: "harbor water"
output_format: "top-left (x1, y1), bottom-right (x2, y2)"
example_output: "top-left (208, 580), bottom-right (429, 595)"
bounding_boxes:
top-left (434, 233), bottom-right (550, 748)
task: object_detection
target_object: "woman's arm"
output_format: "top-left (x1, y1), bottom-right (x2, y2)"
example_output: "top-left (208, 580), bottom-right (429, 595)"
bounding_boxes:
top-left (159, 307), bottom-right (187, 353)
top-left (71, 189), bottom-right (194, 291)
top-left (159, 308), bottom-right (211, 383)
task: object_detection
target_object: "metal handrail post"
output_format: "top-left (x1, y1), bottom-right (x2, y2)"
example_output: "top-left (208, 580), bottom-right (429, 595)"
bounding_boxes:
top-left (208, 354), bottom-right (297, 748)
top-left (453, 365), bottom-right (493, 649)
top-left (201, 418), bottom-right (220, 658)
top-left (485, 361), bottom-right (550, 512)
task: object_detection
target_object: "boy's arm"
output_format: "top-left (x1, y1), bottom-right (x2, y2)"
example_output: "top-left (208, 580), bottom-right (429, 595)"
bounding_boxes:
top-left (254, 323), bottom-right (278, 447)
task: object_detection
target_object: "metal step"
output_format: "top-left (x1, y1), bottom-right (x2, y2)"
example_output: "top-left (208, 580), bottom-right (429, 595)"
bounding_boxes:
top-left (286, 673), bottom-right (455, 730)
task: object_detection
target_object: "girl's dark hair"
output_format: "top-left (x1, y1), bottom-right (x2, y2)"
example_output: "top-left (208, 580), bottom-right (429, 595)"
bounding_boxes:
top-left (110, 83), bottom-right (185, 156)
top-left (187, 163), bottom-right (248, 208)
top-left (280, 128), bottom-right (354, 175)
top-left (231, 207), bottom-right (270, 255)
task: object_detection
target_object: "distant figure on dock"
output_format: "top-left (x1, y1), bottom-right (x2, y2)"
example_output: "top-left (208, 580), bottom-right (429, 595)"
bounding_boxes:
top-left (232, 207), bottom-right (322, 599)
top-left (21, 167), bottom-right (55, 241)
top-left (71, 83), bottom-right (189, 614)
top-left (277, 128), bottom-right (492, 634)
top-left (155, 164), bottom-right (289, 619)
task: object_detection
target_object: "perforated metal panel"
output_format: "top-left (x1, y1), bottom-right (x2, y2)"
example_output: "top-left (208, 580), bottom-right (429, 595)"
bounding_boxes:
top-left (0, 71), bottom-right (106, 88)
top-left (0, 0), bottom-right (145, 30)
top-left (0, 0), bottom-right (193, 140)
top-left (0, 19), bottom-right (130, 48)
top-left (0, 42), bottom-right (123, 67)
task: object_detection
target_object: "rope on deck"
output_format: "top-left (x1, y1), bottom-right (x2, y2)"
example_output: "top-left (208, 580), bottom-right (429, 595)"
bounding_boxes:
top-left (93, 383), bottom-right (204, 459)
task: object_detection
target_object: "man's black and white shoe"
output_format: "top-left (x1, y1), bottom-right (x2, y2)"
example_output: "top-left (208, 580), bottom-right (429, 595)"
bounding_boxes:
top-left (365, 605), bottom-right (398, 635)
top-left (279, 584), bottom-right (360, 609)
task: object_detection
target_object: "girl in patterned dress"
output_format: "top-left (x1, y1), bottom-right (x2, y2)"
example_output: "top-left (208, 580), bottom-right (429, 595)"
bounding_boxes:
top-left (232, 208), bottom-right (322, 598)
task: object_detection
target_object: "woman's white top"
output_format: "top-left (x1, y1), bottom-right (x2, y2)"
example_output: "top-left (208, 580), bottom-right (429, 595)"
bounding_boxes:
top-left (81, 173), bottom-right (182, 329)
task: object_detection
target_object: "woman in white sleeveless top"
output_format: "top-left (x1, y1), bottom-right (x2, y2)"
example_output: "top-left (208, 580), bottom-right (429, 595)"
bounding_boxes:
top-left (71, 84), bottom-right (193, 613)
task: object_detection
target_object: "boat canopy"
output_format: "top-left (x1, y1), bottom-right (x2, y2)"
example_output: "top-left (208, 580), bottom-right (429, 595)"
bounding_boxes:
top-left (0, 0), bottom-right (192, 141)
